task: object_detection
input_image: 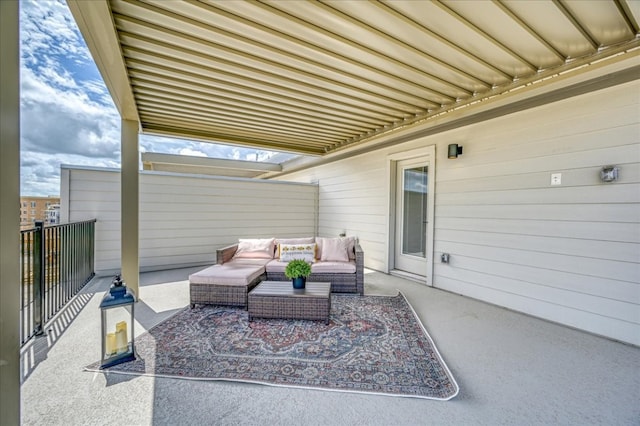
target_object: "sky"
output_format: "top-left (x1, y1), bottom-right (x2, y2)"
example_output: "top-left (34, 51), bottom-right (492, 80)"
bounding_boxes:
top-left (19, 0), bottom-right (289, 197)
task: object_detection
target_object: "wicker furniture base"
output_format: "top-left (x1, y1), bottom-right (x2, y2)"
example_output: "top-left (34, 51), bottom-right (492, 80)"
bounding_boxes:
top-left (190, 274), bottom-right (264, 309)
top-left (216, 242), bottom-right (365, 295)
top-left (248, 281), bottom-right (331, 324)
top-left (265, 271), bottom-right (362, 294)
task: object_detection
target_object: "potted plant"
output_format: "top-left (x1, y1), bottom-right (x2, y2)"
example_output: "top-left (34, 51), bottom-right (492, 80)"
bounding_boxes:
top-left (284, 259), bottom-right (311, 289)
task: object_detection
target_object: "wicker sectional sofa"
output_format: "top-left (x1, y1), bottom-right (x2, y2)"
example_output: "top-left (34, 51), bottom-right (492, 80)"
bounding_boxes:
top-left (189, 237), bottom-right (364, 308)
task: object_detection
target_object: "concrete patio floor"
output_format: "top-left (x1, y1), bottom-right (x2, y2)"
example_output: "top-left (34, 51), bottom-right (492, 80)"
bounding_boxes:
top-left (20, 267), bottom-right (639, 425)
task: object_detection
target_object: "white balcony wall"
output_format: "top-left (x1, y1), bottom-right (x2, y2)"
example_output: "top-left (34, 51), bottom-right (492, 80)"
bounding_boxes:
top-left (278, 80), bottom-right (640, 345)
top-left (60, 169), bottom-right (318, 275)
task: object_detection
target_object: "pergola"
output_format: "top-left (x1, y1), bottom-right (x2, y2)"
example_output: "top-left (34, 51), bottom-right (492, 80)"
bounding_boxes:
top-left (1, 2), bottom-right (639, 422)
top-left (63, 0), bottom-right (640, 296)
top-left (68, 0), bottom-right (639, 156)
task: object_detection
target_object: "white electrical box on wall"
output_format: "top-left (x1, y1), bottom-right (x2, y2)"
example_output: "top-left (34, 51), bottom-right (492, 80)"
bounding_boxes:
top-left (551, 173), bottom-right (562, 186)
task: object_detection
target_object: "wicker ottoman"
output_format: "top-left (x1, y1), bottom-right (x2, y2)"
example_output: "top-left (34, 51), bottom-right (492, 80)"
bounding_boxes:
top-left (248, 281), bottom-right (331, 324)
top-left (189, 261), bottom-right (266, 308)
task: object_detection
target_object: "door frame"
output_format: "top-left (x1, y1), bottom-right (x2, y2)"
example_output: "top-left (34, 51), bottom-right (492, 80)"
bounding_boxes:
top-left (386, 145), bottom-right (436, 286)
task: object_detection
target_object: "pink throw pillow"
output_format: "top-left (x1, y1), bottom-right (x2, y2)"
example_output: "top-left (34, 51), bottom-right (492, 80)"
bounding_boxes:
top-left (319, 237), bottom-right (349, 262)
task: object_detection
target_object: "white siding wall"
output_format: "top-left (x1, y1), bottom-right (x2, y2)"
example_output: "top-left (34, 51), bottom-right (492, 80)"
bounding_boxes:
top-left (278, 81), bottom-right (640, 345)
top-left (61, 168), bottom-right (317, 275)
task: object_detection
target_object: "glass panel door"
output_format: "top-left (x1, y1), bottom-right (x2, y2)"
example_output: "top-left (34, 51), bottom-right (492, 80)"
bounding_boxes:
top-left (402, 166), bottom-right (428, 258)
top-left (394, 159), bottom-right (429, 278)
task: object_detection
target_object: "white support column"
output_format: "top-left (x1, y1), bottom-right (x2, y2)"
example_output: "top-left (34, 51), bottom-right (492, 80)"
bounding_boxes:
top-left (121, 119), bottom-right (139, 298)
top-left (0, 1), bottom-right (21, 424)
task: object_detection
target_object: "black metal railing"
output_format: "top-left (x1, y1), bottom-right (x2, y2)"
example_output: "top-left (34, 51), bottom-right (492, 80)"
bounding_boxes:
top-left (20, 219), bottom-right (96, 345)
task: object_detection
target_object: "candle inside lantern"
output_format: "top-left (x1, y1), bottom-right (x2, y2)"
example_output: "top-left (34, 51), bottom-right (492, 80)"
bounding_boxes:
top-left (115, 321), bottom-right (128, 354)
top-left (106, 332), bottom-right (116, 356)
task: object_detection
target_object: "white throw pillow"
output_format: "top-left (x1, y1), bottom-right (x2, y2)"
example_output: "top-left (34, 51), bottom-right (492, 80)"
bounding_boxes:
top-left (274, 237), bottom-right (315, 257)
top-left (279, 243), bottom-right (316, 262)
top-left (234, 238), bottom-right (275, 259)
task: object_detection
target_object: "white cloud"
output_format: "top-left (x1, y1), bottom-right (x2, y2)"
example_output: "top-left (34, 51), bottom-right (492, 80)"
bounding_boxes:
top-left (18, 0), bottom-right (294, 197)
top-left (178, 148), bottom-right (207, 157)
top-left (19, 0), bottom-right (121, 195)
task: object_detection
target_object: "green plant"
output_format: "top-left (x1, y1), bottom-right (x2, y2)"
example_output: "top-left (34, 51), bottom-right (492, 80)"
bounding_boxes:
top-left (284, 259), bottom-right (312, 279)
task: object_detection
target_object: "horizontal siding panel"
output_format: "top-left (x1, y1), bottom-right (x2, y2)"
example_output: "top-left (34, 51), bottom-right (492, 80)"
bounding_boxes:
top-left (434, 253), bottom-right (640, 304)
top-left (138, 226), bottom-right (315, 240)
top-left (70, 169), bottom-right (119, 180)
top-left (436, 203), bottom-right (640, 223)
top-left (276, 80), bottom-right (640, 345)
top-left (437, 144), bottom-right (639, 182)
top-left (317, 215), bottom-right (386, 227)
top-left (437, 183), bottom-right (640, 206)
top-left (138, 253), bottom-right (213, 267)
top-left (435, 241), bottom-right (639, 283)
top-left (72, 211), bottom-right (120, 222)
top-left (138, 244), bottom-right (218, 257)
top-left (70, 181), bottom-right (120, 194)
top-left (319, 171), bottom-right (386, 189)
top-left (319, 189), bottom-right (384, 200)
top-left (320, 178), bottom-right (387, 193)
top-left (142, 212), bottom-right (315, 223)
top-left (72, 198), bottom-right (119, 209)
top-left (438, 164), bottom-right (640, 194)
top-left (67, 167), bottom-right (317, 273)
top-left (143, 174), bottom-right (315, 187)
top-left (140, 198), bottom-right (317, 209)
top-left (139, 188), bottom-right (316, 200)
top-left (441, 123), bottom-right (638, 176)
top-left (320, 200), bottom-right (383, 211)
top-left (434, 264), bottom-right (638, 323)
top-left (440, 86), bottom-right (639, 157)
top-left (141, 203), bottom-right (315, 215)
top-left (436, 217), bottom-right (640, 244)
top-left (437, 229), bottom-right (640, 263)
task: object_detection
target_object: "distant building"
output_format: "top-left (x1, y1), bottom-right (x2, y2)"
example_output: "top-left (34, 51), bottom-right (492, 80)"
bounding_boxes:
top-left (20, 196), bottom-right (60, 229)
top-left (45, 204), bottom-right (60, 225)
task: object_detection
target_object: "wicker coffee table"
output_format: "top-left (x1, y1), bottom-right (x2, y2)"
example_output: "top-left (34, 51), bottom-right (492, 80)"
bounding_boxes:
top-left (248, 281), bottom-right (331, 324)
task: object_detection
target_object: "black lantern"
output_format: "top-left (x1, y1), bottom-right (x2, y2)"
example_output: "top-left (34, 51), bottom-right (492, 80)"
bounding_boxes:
top-left (99, 274), bottom-right (136, 368)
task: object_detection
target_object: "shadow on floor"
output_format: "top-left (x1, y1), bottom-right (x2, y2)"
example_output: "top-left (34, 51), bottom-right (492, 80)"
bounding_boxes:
top-left (20, 288), bottom-right (95, 383)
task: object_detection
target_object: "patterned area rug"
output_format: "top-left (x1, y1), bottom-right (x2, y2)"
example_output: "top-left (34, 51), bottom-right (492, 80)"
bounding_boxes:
top-left (86, 293), bottom-right (458, 400)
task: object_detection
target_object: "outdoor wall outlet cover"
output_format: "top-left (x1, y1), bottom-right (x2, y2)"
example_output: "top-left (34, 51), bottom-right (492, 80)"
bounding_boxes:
top-left (551, 173), bottom-right (562, 186)
top-left (441, 253), bottom-right (450, 263)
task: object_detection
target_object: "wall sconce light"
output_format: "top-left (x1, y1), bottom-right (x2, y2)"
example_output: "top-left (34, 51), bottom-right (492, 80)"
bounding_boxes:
top-left (600, 165), bottom-right (619, 182)
top-left (448, 144), bottom-right (463, 159)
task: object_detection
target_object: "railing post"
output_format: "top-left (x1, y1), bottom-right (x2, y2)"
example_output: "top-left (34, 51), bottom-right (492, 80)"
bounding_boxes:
top-left (33, 220), bottom-right (45, 335)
